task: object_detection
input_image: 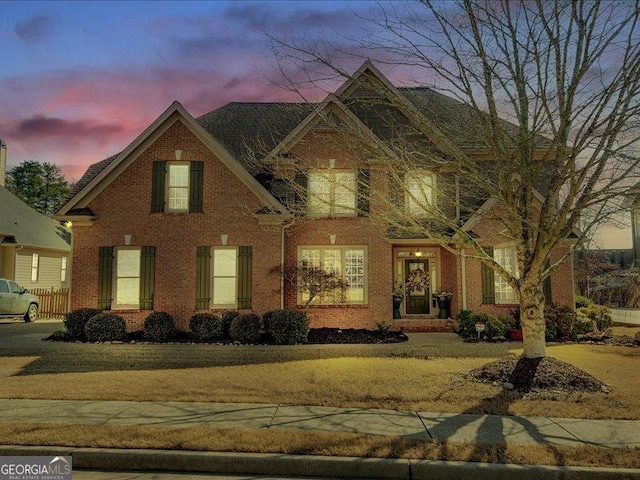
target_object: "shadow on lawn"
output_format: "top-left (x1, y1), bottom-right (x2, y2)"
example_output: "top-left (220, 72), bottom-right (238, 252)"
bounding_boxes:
top-left (368, 358), bottom-right (569, 464)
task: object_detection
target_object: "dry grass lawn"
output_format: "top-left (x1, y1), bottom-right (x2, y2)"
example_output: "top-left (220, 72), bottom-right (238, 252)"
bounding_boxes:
top-left (0, 343), bottom-right (638, 419)
top-left (1, 422), bottom-right (638, 469)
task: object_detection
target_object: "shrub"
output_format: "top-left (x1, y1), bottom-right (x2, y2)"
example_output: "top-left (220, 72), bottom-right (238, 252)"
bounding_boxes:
top-left (85, 313), bottom-right (126, 342)
top-left (545, 304), bottom-right (577, 341)
top-left (265, 309), bottom-right (310, 345)
top-left (486, 315), bottom-right (516, 340)
top-left (455, 310), bottom-right (476, 338)
top-left (575, 295), bottom-right (594, 309)
top-left (577, 304), bottom-right (612, 331)
top-left (64, 308), bottom-right (102, 340)
top-left (144, 311), bottom-right (177, 342)
top-left (229, 313), bottom-right (262, 344)
top-left (48, 329), bottom-right (72, 341)
top-left (221, 311), bottom-right (240, 339)
top-left (189, 313), bottom-right (224, 342)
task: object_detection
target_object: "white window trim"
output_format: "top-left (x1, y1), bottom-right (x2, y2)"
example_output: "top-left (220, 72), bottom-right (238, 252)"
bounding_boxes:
top-left (113, 247), bottom-right (141, 310)
top-left (307, 169), bottom-right (357, 217)
top-left (296, 245), bottom-right (368, 306)
top-left (493, 244), bottom-right (519, 304)
top-left (404, 170), bottom-right (436, 217)
top-left (31, 253), bottom-right (39, 282)
top-left (211, 246), bottom-right (238, 308)
top-left (166, 161), bottom-right (190, 213)
top-left (61, 257), bottom-right (68, 283)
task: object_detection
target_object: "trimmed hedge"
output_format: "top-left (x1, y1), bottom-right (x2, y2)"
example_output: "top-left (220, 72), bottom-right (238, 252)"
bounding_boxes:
top-left (64, 308), bottom-right (102, 340)
top-left (85, 313), bottom-right (126, 342)
top-left (456, 311), bottom-right (513, 340)
top-left (189, 313), bottom-right (224, 342)
top-left (221, 311), bottom-right (239, 339)
top-left (265, 309), bottom-right (309, 345)
top-left (144, 311), bottom-right (177, 342)
top-left (229, 313), bottom-right (262, 344)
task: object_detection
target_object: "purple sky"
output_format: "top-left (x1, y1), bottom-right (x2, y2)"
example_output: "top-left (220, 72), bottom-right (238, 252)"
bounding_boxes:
top-left (0, 1), bottom-right (632, 248)
top-left (0, 1), bottom-right (381, 180)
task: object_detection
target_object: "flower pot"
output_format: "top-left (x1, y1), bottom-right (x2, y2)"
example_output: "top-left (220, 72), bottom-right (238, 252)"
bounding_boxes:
top-left (392, 297), bottom-right (402, 319)
top-left (507, 329), bottom-right (523, 341)
top-left (436, 299), bottom-right (448, 319)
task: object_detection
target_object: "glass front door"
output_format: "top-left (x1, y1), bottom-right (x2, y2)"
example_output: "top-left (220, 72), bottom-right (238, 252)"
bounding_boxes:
top-left (405, 259), bottom-right (430, 314)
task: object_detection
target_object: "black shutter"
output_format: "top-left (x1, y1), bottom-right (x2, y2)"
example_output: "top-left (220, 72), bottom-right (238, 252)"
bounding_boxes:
top-left (237, 246), bottom-right (252, 309)
top-left (98, 246), bottom-right (113, 310)
top-left (139, 246), bottom-right (156, 310)
top-left (294, 171), bottom-right (308, 214)
top-left (189, 161), bottom-right (204, 213)
top-left (196, 246), bottom-right (211, 310)
top-left (357, 169), bottom-right (370, 216)
top-left (481, 247), bottom-right (496, 304)
top-left (151, 161), bottom-right (166, 213)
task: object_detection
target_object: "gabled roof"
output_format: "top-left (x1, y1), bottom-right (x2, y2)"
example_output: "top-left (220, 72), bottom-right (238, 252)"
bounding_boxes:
top-left (58, 101), bottom-right (289, 216)
top-left (0, 188), bottom-right (71, 251)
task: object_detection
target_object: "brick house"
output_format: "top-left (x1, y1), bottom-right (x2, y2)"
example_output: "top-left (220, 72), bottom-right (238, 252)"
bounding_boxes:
top-left (56, 62), bottom-right (575, 332)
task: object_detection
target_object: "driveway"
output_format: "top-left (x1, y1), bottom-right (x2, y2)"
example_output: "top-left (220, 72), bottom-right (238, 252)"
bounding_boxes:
top-left (0, 319), bottom-right (515, 376)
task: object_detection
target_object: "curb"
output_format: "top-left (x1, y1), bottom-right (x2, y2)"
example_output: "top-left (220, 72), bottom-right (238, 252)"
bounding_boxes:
top-left (1, 446), bottom-right (639, 480)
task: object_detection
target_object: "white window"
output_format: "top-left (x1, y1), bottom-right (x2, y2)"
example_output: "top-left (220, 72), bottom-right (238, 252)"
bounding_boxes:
top-left (308, 170), bottom-right (357, 216)
top-left (494, 246), bottom-right (518, 304)
top-left (114, 248), bottom-right (140, 309)
top-left (60, 257), bottom-right (68, 282)
top-left (167, 162), bottom-right (189, 212)
top-left (31, 253), bottom-right (39, 282)
top-left (212, 247), bottom-right (237, 306)
top-left (298, 246), bottom-right (366, 305)
top-left (404, 170), bottom-right (435, 217)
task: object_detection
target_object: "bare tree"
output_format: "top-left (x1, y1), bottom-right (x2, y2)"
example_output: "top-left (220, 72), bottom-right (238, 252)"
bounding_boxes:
top-left (262, 0), bottom-right (640, 358)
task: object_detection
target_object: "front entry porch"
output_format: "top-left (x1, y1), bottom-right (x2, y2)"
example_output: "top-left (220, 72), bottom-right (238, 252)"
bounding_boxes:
top-left (391, 244), bottom-right (456, 331)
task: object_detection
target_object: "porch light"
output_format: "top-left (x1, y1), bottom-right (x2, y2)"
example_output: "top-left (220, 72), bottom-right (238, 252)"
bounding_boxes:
top-left (415, 251), bottom-right (423, 257)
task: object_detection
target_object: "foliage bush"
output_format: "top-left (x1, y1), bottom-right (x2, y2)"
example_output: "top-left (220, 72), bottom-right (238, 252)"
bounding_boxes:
top-left (265, 309), bottom-right (310, 345)
top-left (575, 295), bottom-right (594, 309)
top-left (221, 311), bottom-right (240, 339)
top-left (456, 311), bottom-right (512, 340)
top-left (144, 311), bottom-right (177, 342)
top-left (85, 313), bottom-right (126, 342)
top-left (189, 313), bottom-right (224, 342)
top-left (576, 304), bottom-right (612, 332)
top-left (229, 313), bottom-right (262, 344)
top-left (544, 304), bottom-right (590, 341)
top-left (64, 308), bottom-right (102, 340)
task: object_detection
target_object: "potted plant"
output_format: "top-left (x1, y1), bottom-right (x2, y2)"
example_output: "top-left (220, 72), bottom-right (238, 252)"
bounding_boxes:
top-left (506, 308), bottom-right (523, 341)
top-left (433, 290), bottom-right (453, 319)
top-left (392, 284), bottom-right (403, 319)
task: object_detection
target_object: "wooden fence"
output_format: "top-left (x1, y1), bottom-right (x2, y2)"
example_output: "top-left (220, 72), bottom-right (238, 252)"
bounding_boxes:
top-left (30, 288), bottom-right (69, 318)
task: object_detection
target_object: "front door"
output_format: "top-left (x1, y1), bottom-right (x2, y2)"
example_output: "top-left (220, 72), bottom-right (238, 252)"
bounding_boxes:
top-left (405, 259), bottom-right (430, 314)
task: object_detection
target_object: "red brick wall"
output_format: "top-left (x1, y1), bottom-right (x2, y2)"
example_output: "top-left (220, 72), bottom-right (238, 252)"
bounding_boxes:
top-left (70, 120), bottom-right (282, 331)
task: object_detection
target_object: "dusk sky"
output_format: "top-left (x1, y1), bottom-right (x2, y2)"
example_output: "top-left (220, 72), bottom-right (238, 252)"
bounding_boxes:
top-left (0, 1), bottom-right (632, 247)
top-left (0, 0), bottom-right (378, 179)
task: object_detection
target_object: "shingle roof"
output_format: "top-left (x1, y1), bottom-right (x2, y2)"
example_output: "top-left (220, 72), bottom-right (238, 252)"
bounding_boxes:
top-left (196, 102), bottom-right (314, 174)
top-left (0, 188), bottom-right (71, 250)
top-left (65, 153), bottom-right (118, 202)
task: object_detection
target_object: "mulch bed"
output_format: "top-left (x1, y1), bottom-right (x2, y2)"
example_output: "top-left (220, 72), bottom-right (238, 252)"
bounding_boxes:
top-left (468, 356), bottom-right (607, 393)
top-left (307, 328), bottom-right (408, 344)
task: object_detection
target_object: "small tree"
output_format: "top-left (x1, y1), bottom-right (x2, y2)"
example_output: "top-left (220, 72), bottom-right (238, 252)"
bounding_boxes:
top-left (7, 161), bottom-right (70, 215)
top-left (278, 263), bottom-right (350, 307)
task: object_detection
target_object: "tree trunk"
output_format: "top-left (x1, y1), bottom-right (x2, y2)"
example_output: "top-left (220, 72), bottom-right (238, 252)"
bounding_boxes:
top-left (519, 282), bottom-right (547, 358)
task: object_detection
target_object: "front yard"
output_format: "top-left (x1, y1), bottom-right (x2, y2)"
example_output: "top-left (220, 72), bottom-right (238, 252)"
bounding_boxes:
top-left (1, 328), bottom-right (638, 468)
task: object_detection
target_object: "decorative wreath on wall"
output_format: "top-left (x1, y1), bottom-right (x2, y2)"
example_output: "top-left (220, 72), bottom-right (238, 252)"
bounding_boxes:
top-left (405, 268), bottom-right (430, 294)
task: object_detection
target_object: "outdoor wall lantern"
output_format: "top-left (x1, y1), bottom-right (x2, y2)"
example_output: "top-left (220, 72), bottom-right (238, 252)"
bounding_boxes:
top-left (415, 251), bottom-right (423, 257)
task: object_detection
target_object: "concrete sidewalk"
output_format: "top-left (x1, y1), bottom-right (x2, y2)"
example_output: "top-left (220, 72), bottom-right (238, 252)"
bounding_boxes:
top-left (1, 398), bottom-right (638, 448)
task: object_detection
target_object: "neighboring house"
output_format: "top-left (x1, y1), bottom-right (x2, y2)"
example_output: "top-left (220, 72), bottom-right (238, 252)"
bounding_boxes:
top-left (0, 186), bottom-right (72, 291)
top-left (56, 62), bottom-right (575, 331)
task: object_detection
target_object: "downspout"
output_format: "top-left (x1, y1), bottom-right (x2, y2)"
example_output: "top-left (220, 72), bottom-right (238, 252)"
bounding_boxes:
top-left (280, 218), bottom-right (295, 309)
top-left (461, 247), bottom-right (467, 310)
